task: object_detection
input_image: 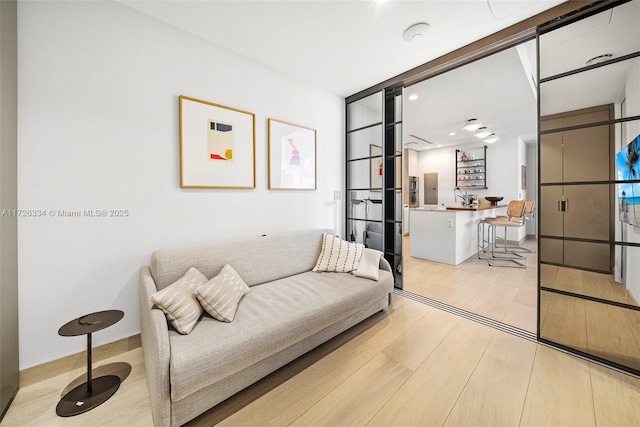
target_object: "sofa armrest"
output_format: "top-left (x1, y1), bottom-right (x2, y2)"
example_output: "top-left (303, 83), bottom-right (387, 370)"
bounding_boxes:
top-left (379, 256), bottom-right (393, 273)
top-left (139, 266), bottom-right (172, 427)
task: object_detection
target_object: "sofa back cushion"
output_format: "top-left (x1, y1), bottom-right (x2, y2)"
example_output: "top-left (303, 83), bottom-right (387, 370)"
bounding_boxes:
top-left (150, 229), bottom-right (333, 291)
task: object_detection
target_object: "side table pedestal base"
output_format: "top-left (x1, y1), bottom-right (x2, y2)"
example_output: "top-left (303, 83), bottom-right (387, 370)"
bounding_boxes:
top-left (56, 375), bottom-right (121, 417)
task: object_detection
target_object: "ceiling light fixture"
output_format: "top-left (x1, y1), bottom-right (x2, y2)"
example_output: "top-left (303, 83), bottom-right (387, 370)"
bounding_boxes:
top-left (474, 127), bottom-right (492, 139)
top-left (408, 94), bottom-right (419, 101)
top-left (483, 133), bottom-right (500, 143)
top-left (449, 132), bottom-right (456, 136)
top-left (403, 23), bottom-right (430, 43)
top-left (586, 53), bottom-right (613, 66)
top-left (462, 118), bottom-right (483, 131)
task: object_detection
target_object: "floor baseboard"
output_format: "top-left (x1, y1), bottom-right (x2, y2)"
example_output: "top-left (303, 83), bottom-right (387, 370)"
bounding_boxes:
top-left (19, 334), bottom-right (141, 387)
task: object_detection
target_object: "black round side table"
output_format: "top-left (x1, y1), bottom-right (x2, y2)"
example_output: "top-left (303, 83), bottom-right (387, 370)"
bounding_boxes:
top-left (56, 309), bottom-right (124, 417)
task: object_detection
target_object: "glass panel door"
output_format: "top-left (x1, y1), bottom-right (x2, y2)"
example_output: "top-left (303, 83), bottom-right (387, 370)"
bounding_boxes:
top-left (537, 0), bottom-right (640, 375)
top-left (345, 88), bottom-right (403, 288)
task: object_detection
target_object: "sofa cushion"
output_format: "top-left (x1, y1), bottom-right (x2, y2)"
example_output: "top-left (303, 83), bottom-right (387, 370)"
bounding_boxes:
top-left (196, 264), bottom-right (250, 322)
top-left (312, 233), bottom-right (364, 273)
top-left (168, 269), bottom-right (394, 401)
top-left (150, 229), bottom-right (333, 291)
top-left (150, 267), bottom-right (207, 335)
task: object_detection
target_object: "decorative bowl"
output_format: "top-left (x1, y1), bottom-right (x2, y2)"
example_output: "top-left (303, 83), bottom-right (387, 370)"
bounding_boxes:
top-left (485, 196), bottom-right (504, 206)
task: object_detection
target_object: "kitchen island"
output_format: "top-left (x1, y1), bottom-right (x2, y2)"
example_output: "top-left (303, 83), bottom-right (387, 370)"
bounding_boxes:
top-left (409, 204), bottom-right (507, 265)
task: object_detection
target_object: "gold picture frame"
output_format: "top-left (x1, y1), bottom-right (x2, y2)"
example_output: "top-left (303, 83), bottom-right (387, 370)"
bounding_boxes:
top-left (268, 118), bottom-right (317, 190)
top-left (179, 95), bottom-right (256, 189)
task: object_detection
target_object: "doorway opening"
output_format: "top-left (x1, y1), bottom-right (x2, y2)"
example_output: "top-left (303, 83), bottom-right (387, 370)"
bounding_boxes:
top-left (402, 39), bottom-right (538, 333)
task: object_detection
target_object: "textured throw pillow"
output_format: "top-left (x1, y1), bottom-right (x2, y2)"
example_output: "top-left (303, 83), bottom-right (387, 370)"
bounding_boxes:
top-left (196, 264), bottom-right (250, 322)
top-left (150, 267), bottom-right (208, 335)
top-left (312, 233), bottom-right (364, 273)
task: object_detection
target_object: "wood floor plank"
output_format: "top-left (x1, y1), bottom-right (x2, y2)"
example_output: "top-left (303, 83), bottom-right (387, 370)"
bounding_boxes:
top-left (382, 307), bottom-right (461, 371)
top-left (584, 301), bottom-right (640, 371)
top-left (444, 332), bottom-right (537, 426)
top-left (469, 282), bottom-right (519, 321)
top-left (404, 235), bottom-right (538, 332)
top-left (367, 319), bottom-right (495, 426)
top-left (539, 291), bottom-right (588, 351)
top-left (520, 345), bottom-right (596, 426)
top-left (2, 347), bottom-right (153, 427)
top-left (590, 363), bottom-right (640, 426)
top-left (502, 301), bottom-right (537, 333)
top-left (216, 298), bottom-right (431, 427)
top-left (289, 353), bottom-right (412, 427)
top-left (6, 294), bottom-right (640, 427)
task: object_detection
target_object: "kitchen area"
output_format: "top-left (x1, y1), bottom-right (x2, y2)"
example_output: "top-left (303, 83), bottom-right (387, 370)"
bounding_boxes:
top-left (402, 39), bottom-right (538, 270)
top-left (404, 141), bottom-right (534, 266)
top-left (398, 39), bottom-right (539, 332)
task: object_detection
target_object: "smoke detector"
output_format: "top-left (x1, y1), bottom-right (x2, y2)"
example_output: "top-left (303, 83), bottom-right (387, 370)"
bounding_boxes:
top-left (403, 23), bottom-right (430, 42)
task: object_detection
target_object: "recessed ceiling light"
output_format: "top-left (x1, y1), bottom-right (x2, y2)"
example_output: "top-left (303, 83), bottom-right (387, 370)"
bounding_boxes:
top-left (408, 94), bottom-right (418, 101)
top-left (474, 127), bottom-right (492, 139)
top-left (462, 118), bottom-right (483, 131)
top-left (403, 23), bottom-right (430, 43)
top-left (449, 132), bottom-right (456, 136)
top-left (437, 145), bottom-right (442, 148)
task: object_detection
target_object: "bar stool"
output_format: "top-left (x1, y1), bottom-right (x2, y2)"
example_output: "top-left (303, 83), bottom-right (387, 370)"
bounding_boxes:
top-left (484, 200), bottom-right (527, 268)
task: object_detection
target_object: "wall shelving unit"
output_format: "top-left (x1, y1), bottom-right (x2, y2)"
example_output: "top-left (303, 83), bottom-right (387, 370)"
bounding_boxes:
top-left (455, 146), bottom-right (487, 189)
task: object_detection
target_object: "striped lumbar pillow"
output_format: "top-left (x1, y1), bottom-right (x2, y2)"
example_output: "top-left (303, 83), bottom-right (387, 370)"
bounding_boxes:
top-left (196, 264), bottom-right (250, 322)
top-left (150, 267), bottom-right (207, 335)
top-left (312, 233), bottom-right (364, 273)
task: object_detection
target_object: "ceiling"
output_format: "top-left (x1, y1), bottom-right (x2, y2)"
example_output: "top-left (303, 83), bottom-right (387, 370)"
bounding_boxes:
top-left (117, 0), bottom-right (568, 97)
top-left (402, 0), bottom-right (640, 151)
top-left (403, 40), bottom-right (538, 151)
top-left (116, 0), bottom-right (638, 153)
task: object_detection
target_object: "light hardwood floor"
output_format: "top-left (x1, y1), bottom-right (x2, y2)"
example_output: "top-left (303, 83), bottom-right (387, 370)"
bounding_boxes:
top-left (4, 294), bottom-right (640, 426)
top-left (404, 235), bottom-right (538, 333)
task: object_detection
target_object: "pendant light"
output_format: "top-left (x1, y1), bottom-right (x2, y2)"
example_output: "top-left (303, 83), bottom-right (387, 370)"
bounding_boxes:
top-left (483, 133), bottom-right (500, 143)
top-left (462, 118), bottom-right (483, 131)
top-left (474, 127), bottom-right (492, 139)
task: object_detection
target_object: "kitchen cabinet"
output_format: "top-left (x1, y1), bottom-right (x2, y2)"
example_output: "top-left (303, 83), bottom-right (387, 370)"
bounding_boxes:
top-left (539, 105), bottom-right (613, 272)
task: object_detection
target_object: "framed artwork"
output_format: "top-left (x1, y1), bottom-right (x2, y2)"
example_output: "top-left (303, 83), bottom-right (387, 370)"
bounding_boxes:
top-left (521, 165), bottom-right (527, 190)
top-left (268, 118), bottom-right (316, 190)
top-left (370, 144), bottom-right (383, 191)
top-left (179, 95), bottom-right (256, 188)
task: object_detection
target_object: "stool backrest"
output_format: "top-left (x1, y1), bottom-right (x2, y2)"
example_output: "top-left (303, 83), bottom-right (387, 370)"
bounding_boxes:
top-left (507, 200), bottom-right (526, 220)
top-left (524, 200), bottom-right (536, 219)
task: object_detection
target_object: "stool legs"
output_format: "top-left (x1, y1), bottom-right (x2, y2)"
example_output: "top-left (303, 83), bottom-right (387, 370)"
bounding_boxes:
top-left (477, 221), bottom-right (526, 268)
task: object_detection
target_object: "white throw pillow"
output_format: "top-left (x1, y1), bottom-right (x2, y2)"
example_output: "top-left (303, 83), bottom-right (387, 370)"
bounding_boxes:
top-left (196, 264), bottom-right (250, 322)
top-left (353, 248), bottom-right (383, 281)
top-left (313, 233), bottom-right (364, 273)
top-left (150, 267), bottom-right (208, 335)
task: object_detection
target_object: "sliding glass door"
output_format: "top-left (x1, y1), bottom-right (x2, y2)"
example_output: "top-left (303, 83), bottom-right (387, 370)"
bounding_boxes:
top-left (346, 88), bottom-right (403, 288)
top-left (537, 0), bottom-right (640, 375)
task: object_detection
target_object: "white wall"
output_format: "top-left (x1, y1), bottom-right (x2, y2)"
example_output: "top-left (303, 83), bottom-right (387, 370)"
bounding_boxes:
top-left (417, 140), bottom-right (520, 205)
top-left (416, 139), bottom-right (526, 241)
top-left (17, 1), bottom-right (344, 369)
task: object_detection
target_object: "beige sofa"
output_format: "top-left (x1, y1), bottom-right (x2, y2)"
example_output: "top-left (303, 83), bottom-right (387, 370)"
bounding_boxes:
top-left (138, 229), bottom-right (394, 426)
